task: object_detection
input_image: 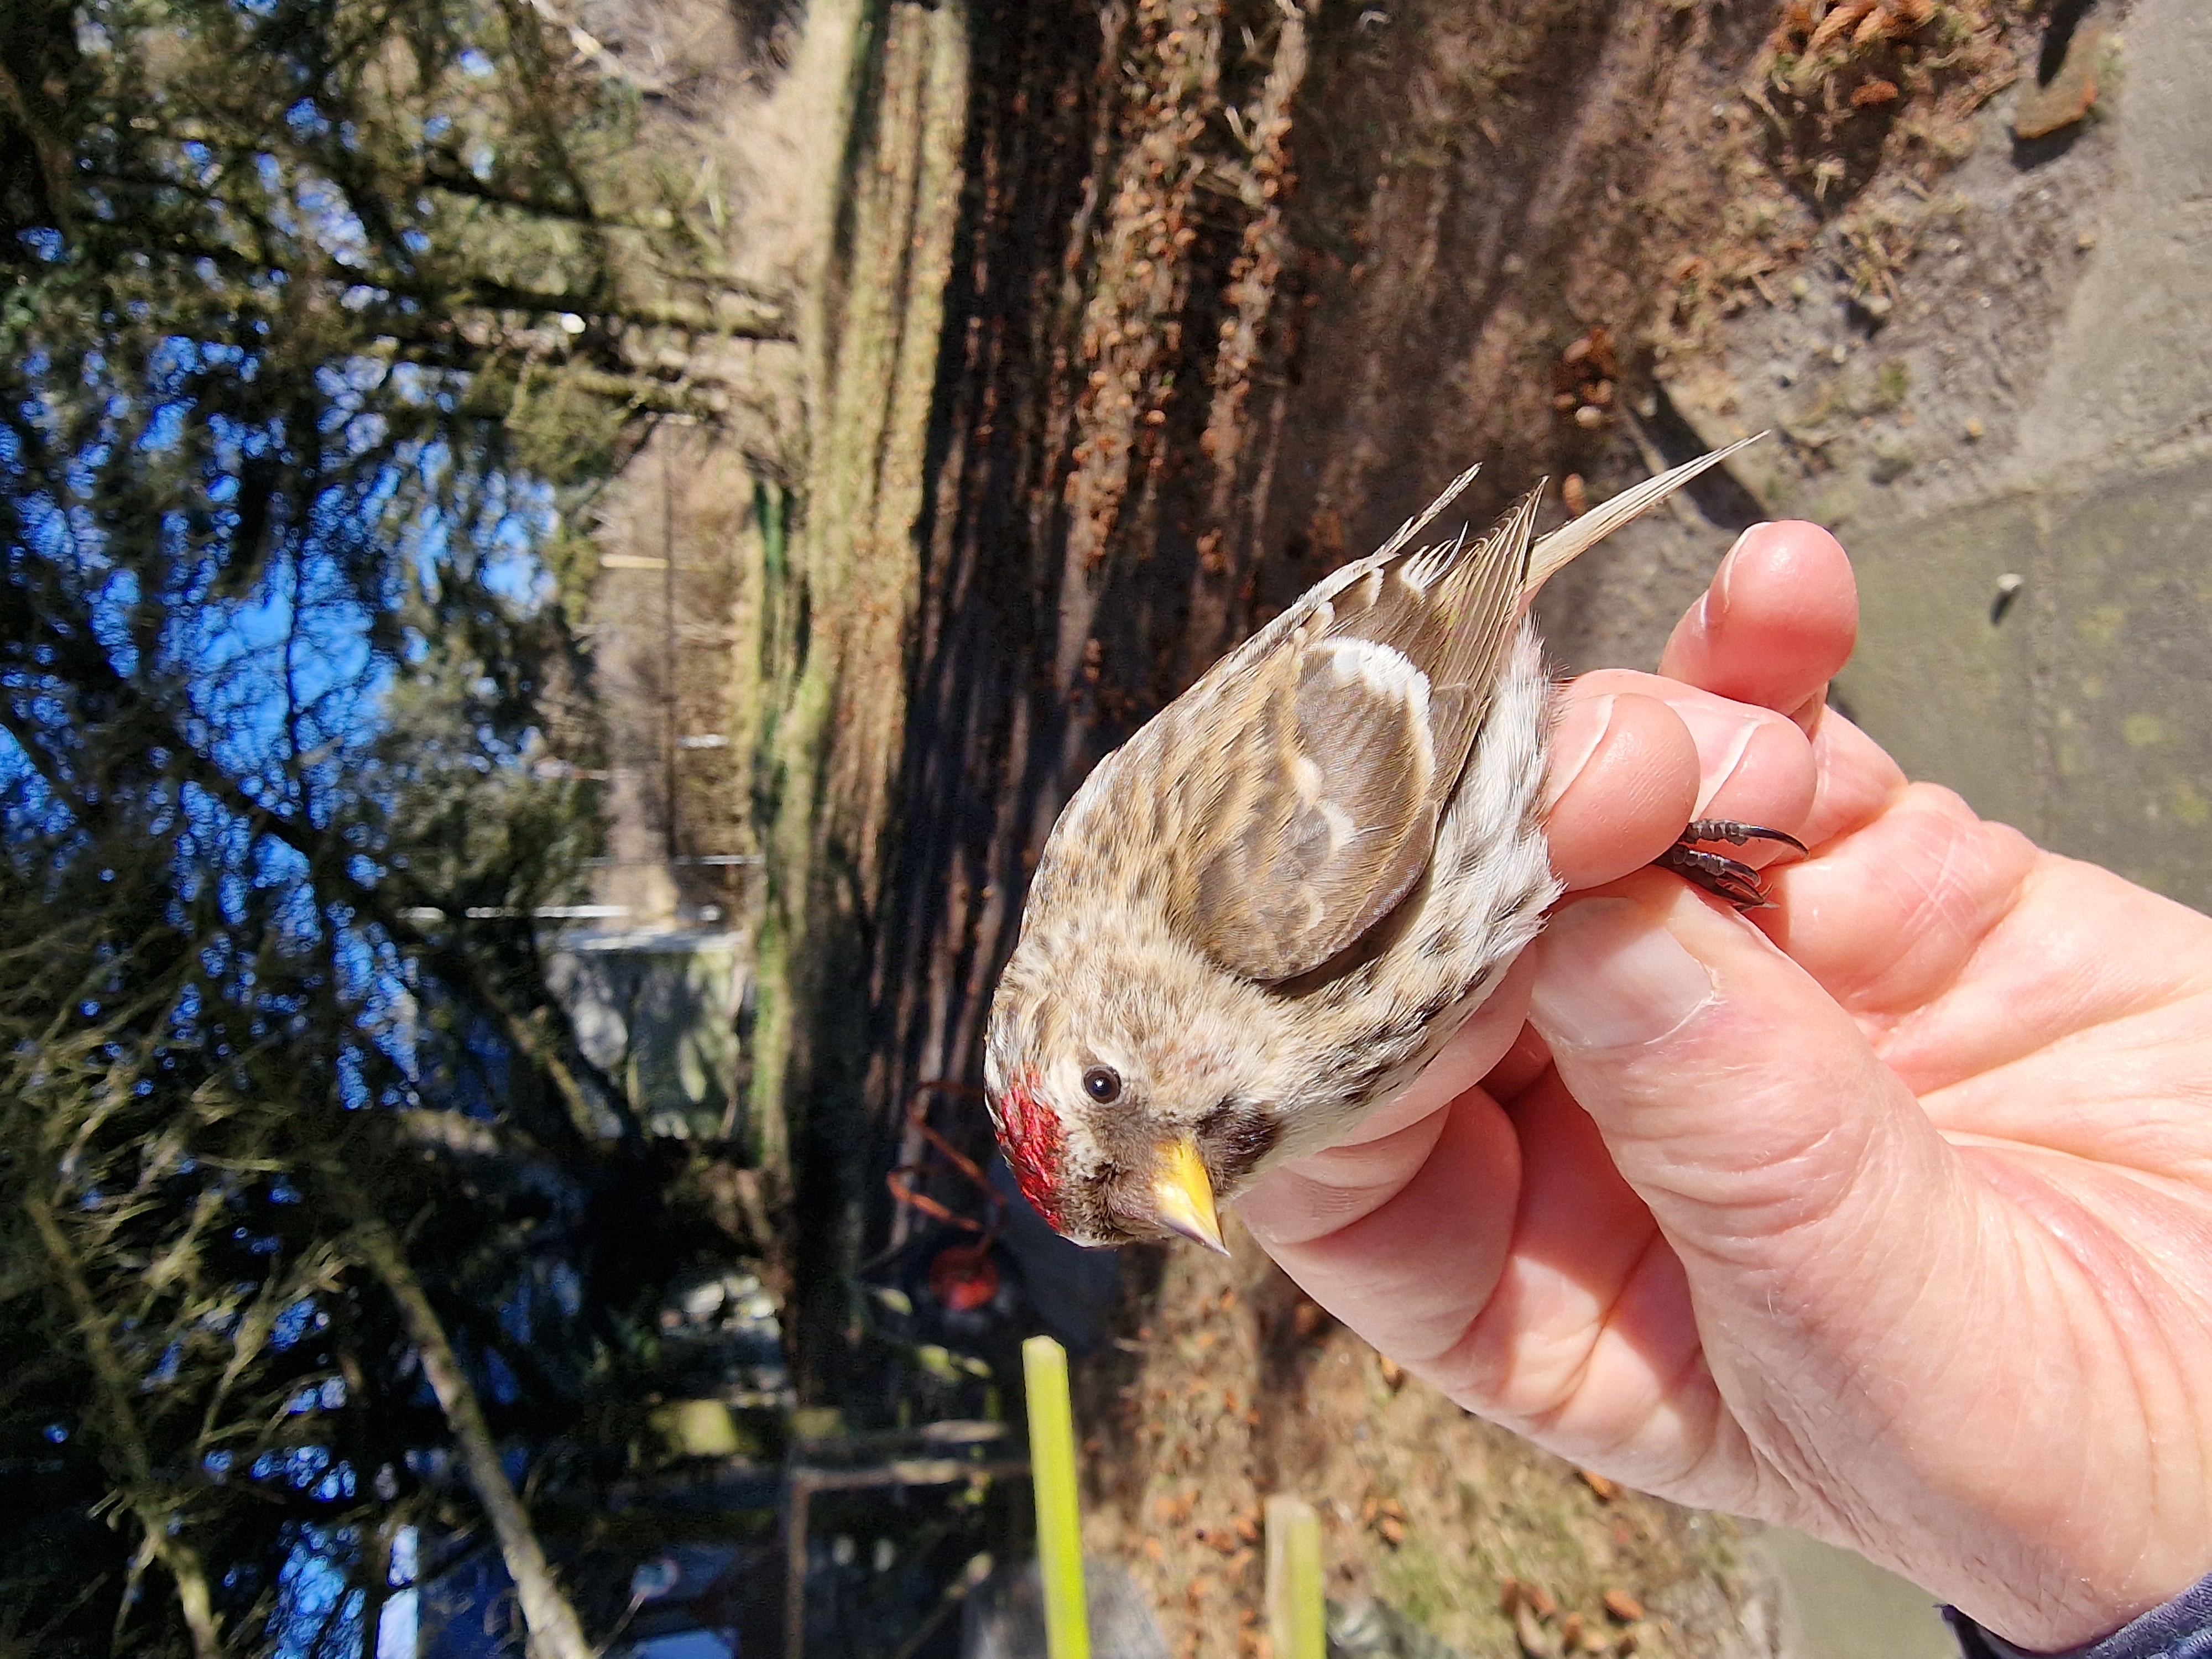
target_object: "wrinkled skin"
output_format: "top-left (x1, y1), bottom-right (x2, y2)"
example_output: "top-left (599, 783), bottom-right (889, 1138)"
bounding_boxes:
top-left (1241, 522), bottom-right (2212, 1653)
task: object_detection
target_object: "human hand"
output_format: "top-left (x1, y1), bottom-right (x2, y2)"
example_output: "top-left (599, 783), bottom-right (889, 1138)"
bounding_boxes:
top-left (1239, 521), bottom-right (2212, 1652)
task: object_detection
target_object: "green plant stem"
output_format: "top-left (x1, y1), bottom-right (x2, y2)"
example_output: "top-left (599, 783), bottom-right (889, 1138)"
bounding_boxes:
top-left (1266, 1494), bottom-right (1326, 1659)
top-left (1022, 1335), bottom-right (1090, 1659)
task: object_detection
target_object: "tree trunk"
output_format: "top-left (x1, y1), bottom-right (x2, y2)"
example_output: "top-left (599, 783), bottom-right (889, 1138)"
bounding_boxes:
top-left (351, 1218), bottom-right (594, 1659)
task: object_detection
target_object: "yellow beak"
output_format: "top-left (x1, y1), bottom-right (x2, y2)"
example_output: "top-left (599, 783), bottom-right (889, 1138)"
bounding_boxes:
top-left (1151, 1138), bottom-right (1228, 1255)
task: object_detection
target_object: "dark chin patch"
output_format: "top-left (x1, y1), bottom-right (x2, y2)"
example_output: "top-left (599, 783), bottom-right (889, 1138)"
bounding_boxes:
top-left (1202, 1103), bottom-right (1281, 1187)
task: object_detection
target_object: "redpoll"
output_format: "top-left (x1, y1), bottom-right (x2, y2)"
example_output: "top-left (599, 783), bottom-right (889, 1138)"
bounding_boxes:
top-left (985, 441), bottom-right (1785, 1250)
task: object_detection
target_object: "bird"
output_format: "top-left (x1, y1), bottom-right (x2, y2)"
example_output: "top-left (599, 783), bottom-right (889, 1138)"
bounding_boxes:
top-left (983, 439), bottom-right (1793, 1251)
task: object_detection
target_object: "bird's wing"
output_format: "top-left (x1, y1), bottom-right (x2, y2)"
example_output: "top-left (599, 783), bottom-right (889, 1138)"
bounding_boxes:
top-left (1166, 492), bottom-right (1540, 983)
top-left (1145, 435), bottom-right (1766, 984)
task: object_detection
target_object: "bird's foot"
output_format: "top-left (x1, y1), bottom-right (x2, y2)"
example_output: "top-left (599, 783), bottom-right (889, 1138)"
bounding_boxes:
top-left (1656, 820), bottom-right (1808, 911)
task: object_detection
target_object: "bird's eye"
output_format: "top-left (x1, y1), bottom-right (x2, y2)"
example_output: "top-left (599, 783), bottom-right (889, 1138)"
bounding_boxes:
top-left (1082, 1065), bottom-right (1123, 1104)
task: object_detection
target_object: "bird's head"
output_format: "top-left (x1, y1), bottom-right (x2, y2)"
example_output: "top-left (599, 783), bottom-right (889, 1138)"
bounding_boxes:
top-left (982, 906), bottom-right (1287, 1252)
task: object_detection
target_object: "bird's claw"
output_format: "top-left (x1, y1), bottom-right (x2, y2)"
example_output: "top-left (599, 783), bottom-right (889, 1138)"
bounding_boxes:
top-left (1656, 821), bottom-right (1807, 911)
top-left (1681, 818), bottom-right (1807, 855)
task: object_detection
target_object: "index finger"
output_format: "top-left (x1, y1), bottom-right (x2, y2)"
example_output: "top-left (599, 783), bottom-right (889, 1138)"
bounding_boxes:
top-left (1660, 521), bottom-right (1858, 723)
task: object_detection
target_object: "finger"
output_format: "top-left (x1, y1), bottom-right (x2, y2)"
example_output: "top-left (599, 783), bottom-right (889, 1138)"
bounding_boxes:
top-left (1521, 877), bottom-right (1965, 1490)
top-left (1481, 1019), bottom-right (1553, 1103)
top-left (1572, 671), bottom-right (1817, 867)
top-left (1431, 1066), bottom-right (1730, 1495)
top-left (1559, 672), bottom-right (1912, 869)
top-left (1764, 782), bottom-right (2038, 1028)
top-left (1567, 684), bottom-right (1900, 857)
top-left (1542, 690), bottom-right (1699, 890)
top-left (1660, 521), bottom-right (1858, 724)
top-left (1798, 705), bottom-right (1909, 851)
top-left (1239, 959), bottom-right (1540, 1349)
top-left (1241, 1087), bottom-right (1522, 1365)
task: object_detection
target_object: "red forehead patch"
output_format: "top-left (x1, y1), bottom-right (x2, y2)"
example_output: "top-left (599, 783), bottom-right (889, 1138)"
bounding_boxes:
top-left (993, 1071), bottom-right (1066, 1229)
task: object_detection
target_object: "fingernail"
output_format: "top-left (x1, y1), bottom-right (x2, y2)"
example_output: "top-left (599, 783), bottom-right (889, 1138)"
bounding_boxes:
top-left (1541, 694), bottom-right (1617, 812)
top-left (1530, 899), bottom-right (1715, 1051)
top-left (1672, 702), bottom-right (1765, 813)
top-left (1713, 523), bottom-right (1769, 615)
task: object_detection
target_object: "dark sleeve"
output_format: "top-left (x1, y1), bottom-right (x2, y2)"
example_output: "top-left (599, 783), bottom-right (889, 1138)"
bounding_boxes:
top-left (1946, 1575), bottom-right (2212, 1659)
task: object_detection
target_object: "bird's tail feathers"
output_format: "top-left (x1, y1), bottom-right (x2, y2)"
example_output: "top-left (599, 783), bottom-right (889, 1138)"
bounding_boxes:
top-left (1522, 433), bottom-right (1768, 595)
top-left (1369, 460), bottom-right (1483, 569)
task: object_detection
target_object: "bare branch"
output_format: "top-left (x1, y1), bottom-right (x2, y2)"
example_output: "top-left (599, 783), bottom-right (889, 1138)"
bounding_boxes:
top-left (350, 1215), bottom-right (593, 1659)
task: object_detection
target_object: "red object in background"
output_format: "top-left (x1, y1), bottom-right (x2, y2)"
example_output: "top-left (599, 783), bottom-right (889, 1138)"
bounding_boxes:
top-left (927, 1240), bottom-right (1000, 1312)
top-left (885, 1083), bottom-right (1010, 1315)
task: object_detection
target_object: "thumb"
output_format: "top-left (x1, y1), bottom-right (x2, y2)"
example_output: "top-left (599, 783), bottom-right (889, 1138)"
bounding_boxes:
top-left (1525, 878), bottom-right (1974, 1392)
top-left (1520, 880), bottom-right (2165, 1645)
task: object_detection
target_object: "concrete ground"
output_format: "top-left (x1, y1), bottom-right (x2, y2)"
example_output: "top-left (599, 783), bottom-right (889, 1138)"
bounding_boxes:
top-left (1651, 0), bottom-right (2212, 909)
top-left (1839, 0), bottom-right (2212, 908)
top-left (1746, 1527), bottom-right (1953, 1659)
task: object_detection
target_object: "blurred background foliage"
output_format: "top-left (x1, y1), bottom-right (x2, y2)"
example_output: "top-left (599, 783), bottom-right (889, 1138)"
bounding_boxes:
top-left (0, 0), bottom-right (791, 1650)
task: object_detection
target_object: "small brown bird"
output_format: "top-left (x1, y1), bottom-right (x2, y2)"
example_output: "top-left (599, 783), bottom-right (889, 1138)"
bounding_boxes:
top-left (984, 440), bottom-right (1781, 1250)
